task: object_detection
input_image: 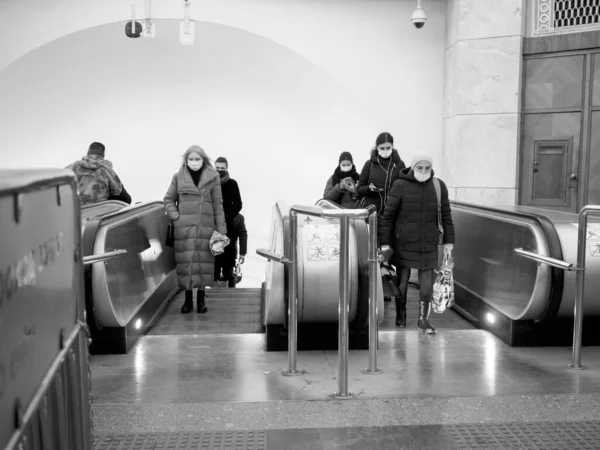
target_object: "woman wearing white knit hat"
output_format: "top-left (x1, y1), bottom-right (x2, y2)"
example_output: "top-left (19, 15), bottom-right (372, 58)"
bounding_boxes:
top-left (378, 151), bottom-right (455, 333)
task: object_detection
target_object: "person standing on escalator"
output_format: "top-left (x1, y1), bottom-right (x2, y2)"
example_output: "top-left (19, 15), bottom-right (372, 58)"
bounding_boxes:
top-left (163, 145), bottom-right (227, 314)
top-left (213, 156), bottom-right (243, 287)
top-left (322, 151), bottom-right (360, 208)
top-left (378, 151), bottom-right (455, 334)
top-left (356, 132), bottom-right (405, 217)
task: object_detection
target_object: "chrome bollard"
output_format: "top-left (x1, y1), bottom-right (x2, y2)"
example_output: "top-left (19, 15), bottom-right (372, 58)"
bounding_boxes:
top-left (335, 215), bottom-right (353, 398)
top-left (284, 210), bottom-right (304, 377)
top-left (364, 212), bottom-right (382, 375)
top-left (568, 207), bottom-right (597, 370)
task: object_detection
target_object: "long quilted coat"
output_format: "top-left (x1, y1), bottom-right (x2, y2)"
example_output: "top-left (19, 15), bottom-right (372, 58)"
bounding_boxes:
top-left (378, 168), bottom-right (455, 270)
top-left (164, 166), bottom-right (227, 289)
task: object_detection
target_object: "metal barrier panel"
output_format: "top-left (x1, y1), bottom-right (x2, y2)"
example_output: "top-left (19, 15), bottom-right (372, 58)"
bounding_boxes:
top-left (0, 169), bottom-right (91, 450)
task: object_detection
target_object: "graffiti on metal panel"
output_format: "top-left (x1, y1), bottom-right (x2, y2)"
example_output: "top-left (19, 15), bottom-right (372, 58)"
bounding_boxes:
top-left (0, 232), bottom-right (64, 310)
top-left (570, 223), bottom-right (600, 258)
top-left (306, 225), bottom-right (340, 261)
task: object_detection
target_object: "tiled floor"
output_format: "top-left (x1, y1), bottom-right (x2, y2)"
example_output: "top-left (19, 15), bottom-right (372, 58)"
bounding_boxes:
top-left (91, 285), bottom-right (600, 448)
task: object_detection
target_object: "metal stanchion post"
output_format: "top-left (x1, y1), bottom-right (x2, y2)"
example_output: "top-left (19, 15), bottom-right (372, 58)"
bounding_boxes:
top-left (335, 215), bottom-right (352, 398)
top-left (364, 212), bottom-right (382, 374)
top-left (284, 210), bottom-right (304, 376)
top-left (569, 209), bottom-right (589, 370)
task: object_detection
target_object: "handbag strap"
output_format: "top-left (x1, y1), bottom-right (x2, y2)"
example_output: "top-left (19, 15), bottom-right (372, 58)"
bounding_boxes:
top-left (432, 177), bottom-right (443, 239)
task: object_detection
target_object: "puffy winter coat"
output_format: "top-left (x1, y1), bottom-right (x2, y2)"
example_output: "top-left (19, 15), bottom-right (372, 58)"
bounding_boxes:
top-left (356, 149), bottom-right (406, 215)
top-left (323, 175), bottom-right (357, 208)
top-left (378, 168), bottom-right (455, 270)
top-left (164, 166), bottom-right (227, 289)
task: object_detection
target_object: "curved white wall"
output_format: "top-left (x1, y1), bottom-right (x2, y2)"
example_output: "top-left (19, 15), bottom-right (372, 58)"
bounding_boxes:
top-left (0, 1), bottom-right (447, 286)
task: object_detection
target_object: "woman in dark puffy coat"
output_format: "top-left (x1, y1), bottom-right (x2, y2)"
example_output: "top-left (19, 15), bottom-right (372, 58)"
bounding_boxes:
top-left (378, 151), bottom-right (455, 334)
top-left (323, 151), bottom-right (360, 208)
top-left (164, 145), bottom-right (227, 314)
top-left (356, 132), bottom-right (406, 216)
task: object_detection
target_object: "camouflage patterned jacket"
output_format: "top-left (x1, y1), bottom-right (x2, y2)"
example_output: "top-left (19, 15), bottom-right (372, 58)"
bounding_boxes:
top-left (67, 155), bottom-right (124, 205)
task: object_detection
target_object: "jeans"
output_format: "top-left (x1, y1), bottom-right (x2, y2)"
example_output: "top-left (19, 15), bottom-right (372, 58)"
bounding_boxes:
top-left (397, 268), bottom-right (434, 303)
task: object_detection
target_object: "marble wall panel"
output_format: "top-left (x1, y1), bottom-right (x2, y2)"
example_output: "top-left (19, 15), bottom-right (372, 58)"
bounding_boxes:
top-left (457, 0), bottom-right (524, 42)
top-left (444, 36), bottom-right (522, 118)
top-left (442, 114), bottom-right (519, 188)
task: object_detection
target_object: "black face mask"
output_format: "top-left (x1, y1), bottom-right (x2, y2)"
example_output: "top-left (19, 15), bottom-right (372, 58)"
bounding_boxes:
top-left (218, 170), bottom-right (227, 178)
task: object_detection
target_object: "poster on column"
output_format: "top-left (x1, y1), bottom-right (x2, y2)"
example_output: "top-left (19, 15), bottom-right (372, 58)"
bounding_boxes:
top-left (570, 223), bottom-right (600, 257)
top-left (305, 224), bottom-right (340, 262)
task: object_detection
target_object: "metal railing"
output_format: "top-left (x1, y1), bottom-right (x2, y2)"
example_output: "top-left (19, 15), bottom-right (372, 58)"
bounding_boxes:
top-left (514, 204), bottom-right (600, 370)
top-left (257, 204), bottom-right (380, 397)
top-left (82, 249), bottom-right (127, 265)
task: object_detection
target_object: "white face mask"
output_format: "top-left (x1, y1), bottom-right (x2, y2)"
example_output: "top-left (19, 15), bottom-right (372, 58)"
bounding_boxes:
top-left (378, 150), bottom-right (392, 159)
top-left (414, 171), bottom-right (431, 182)
top-left (188, 161), bottom-right (203, 171)
top-left (340, 164), bottom-right (352, 172)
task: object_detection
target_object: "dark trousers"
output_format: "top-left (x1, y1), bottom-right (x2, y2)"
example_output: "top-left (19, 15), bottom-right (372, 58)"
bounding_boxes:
top-left (214, 253), bottom-right (235, 287)
top-left (397, 268), bottom-right (434, 303)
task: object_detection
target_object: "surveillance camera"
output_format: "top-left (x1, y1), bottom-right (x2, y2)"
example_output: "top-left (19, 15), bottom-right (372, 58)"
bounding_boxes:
top-left (125, 20), bottom-right (143, 38)
top-left (411, 6), bottom-right (427, 29)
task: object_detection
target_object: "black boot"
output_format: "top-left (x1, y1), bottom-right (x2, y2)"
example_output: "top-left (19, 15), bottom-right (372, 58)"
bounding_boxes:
top-left (395, 297), bottom-right (406, 328)
top-left (417, 301), bottom-right (436, 334)
top-left (181, 290), bottom-right (193, 314)
top-left (197, 289), bottom-right (207, 314)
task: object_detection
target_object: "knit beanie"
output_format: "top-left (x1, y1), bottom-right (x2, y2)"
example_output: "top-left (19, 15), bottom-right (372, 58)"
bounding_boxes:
top-left (338, 151), bottom-right (353, 163)
top-left (375, 132), bottom-right (394, 147)
top-left (87, 142), bottom-right (105, 158)
top-left (410, 151), bottom-right (433, 169)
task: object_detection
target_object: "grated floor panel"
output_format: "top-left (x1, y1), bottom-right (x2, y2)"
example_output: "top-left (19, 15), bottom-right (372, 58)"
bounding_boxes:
top-left (93, 431), bottom-right (266, 450)
top-left (447, 421), bottom-right (600, 449)
top-left (93, 421), bottom-right (600, 449)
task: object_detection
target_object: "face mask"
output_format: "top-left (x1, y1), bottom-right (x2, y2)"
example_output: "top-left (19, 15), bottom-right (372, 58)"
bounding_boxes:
top-left (218, 170), bottom-right (227, 178)
top-left (340, 165), bottom-right (352, 172)
top-left (188, 162), bottom-right (203, 171)
top-left (414, 171), bottom-right (431, 182)
top-left (378, 150), bottom-right (392, 159)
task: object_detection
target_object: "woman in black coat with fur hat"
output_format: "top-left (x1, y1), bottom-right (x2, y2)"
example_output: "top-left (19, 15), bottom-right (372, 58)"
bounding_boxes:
top-left (323, 151), bottom-right (360, 208)
top-left (378, 151), bottom-right (455, 334)
top-left (356, 132), bottom-right (406, 216)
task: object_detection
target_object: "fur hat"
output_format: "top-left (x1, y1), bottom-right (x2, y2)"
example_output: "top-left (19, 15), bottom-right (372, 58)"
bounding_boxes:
top-left (410, 151), bottom-right (433, 169)
top-left (338, 151), bottom-right (353, 163)
top-left (375, 132), bottom-right (394, 147)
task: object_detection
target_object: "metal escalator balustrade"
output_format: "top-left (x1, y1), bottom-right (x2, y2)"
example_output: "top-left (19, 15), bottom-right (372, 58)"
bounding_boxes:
top-left (450, 200), bottom-right (600, 347)
top-left (82, 201), bottom-right (177, 354)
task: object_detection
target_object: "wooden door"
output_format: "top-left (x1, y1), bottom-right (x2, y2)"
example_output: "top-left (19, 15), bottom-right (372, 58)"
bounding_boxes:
top-left (520, 113), bottom-right (580, 212)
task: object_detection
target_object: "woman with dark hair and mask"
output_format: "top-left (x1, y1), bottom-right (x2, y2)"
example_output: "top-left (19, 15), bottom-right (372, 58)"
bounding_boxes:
top-left (163, 145), bottom-right (227, 314)
top-left (378, 151), bottom-right (455, 333)
top-left (323, 151), bottom-right (360, 208)
top-left (356, 132), bottom-right (406, 216)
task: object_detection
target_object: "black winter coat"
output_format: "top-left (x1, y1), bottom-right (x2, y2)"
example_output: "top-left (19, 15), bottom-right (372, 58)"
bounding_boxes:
top-left (220, 174), bottom-right (242, 224)
top-left (378, 168), bottom-right (455, 270)
top-left (356, 149), bottom-right (406, 215)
